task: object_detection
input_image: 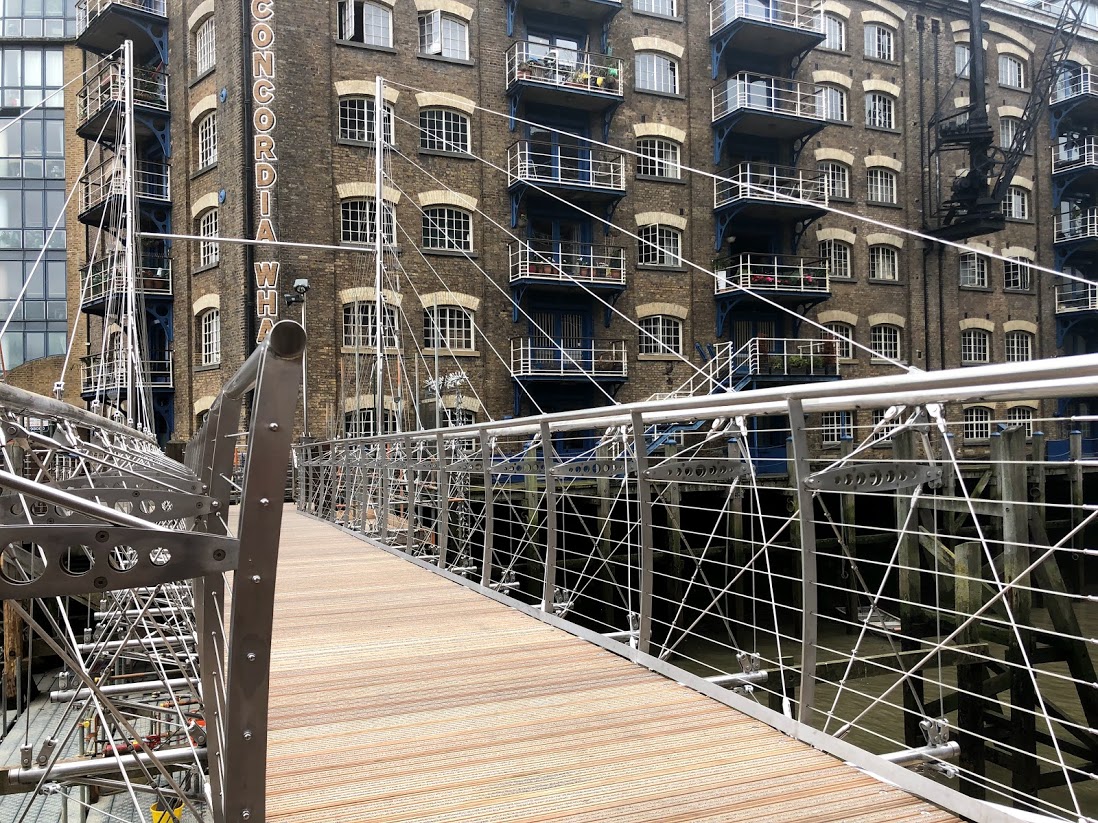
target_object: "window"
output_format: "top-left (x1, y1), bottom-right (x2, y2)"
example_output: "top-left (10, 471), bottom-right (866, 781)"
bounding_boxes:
top-left (999, 54), bottom-right (1026, 88)
top-left (1000, 116), bottom-right (1026, 151)
top-left (871, 324), bottom-right (902, 360)
top-left (1006, 406), bottom-right (1034, 437)
top-left (872, 408), bottom-right (899, 440)
top-left (420, 108), bottom-right (470, 154)
top-left (341, 199), bottom-right (396, 246)
top-left (820, 240), bottom-right (852, 279)
top-left (343, 301), bottom-right (399, 348)
top-left (866, 168), bottom-right (897, 204)
top-left (199, 308), bottom-right (220, 366)
top-left (819, 162), bottom-right (850, 199)
top-left (639, 315), bottom-right (683, 356)
top-left (955, 43), bottom-right (970, 78)
top-left (424, 304), bottom-right (475, 350)
top-left (963, 407), bottom-right (993, 440)
top-left (1005, 257), bottom-right (1032, 290)
top-left (638, 224), bottom-right (682, 267)
top-left (865, 93), bottom-right (895, 130)
top-left (419, 11), bottom-right (469, 60)
top-left (198, 208), bottom-right (219, 268)
top-left (338, 97), bottom-right (394, 146)
top-left (864, 24), bottom-right (895, 61)
top-left (959, 252), bottom-right (988, 288)
top-left (821, 411), bottom-right (850, 444)
top-left (197, 112), bottom-right (217, 169)
top-left (1005, 331), bottom-right (1034, 362)
top-left (195, 16), bottom-right (215, 76)
top-left (869, 245), bottom-right (898, 281)
top-left (339, 0), bottom-right (393, 47)
top-left (1003, 186), bottom-right (1029, 220)
top-left (636, 53), bottom-right (679, 94)
top-left (634, 0), bottom-right (677, 15)
top-left (823, 13), bottom-right (846, 50)
top-left (345, 408), bottom-right (397, 438)
top-left (422, 207), bottom-right (472, 251)
top-left (815, 85), bottom-right (848, 122)
top-left (636, 138), bottom-right (681, 179)
top-left (825, 322), bottom-right (855, 359)
top-left (961, 329), bottom-right (990, 364)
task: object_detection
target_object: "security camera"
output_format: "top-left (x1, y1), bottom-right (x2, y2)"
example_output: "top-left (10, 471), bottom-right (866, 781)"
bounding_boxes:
top-left (293, 278), bottom-right (310, 295)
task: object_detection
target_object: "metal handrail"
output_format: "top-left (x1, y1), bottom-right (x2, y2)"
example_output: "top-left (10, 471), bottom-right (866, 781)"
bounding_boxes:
top-left (77, 62), bottom-right (169, 126)
top-left (80, 352), bottom-right (174, 392)
top-left (511, 338), bottom-right (628, 378)
top-left (1055, 282), bottom-right (1098, 313)
top-left (1050, 67), bottom-right (1096, 104)
top-left (508, 142), bottom-right (626, 191)
top-left (1054, 209), bottom-right (1098, 243)
top-left (505, 41), bottom-right (624, 97)
top-left (713, 253), bottom-right (829, 294)
top-left (714, 162), bottom-right (828, 208)
top-left (509, 241), bottom-right (626, 284)
top-left (81, 157), bottom-right (170, 213)
top-left (1052, 136), bottom-right (1098, 173)
top-left (77, 0), bottom-right (167, 32)
top-left (81, 256), bottom-right (173, 303)
top-left (712, 73), bottom-right (822, 122)
top-left (710, 0), bottom-right (822, 35)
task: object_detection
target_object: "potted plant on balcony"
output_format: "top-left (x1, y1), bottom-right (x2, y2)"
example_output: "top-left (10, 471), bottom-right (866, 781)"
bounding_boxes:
top-left (596, 67), bottom-right (619, 91)
top-left (787, 355), bottom-right (810, 375)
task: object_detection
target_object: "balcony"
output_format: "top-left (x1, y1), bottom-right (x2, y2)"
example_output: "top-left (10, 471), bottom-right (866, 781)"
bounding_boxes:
top-left (511, 338), bottom-right (627, 380)
top-left (509, 241), bottom-right (626, 287)
top-left (80, 255), bottom-right (173, 311)
top-left (77, 0), bottom-right (168, 63)
top-left (709, 0), bottom-right (823, 74)
top-left (714, 253), bottom-right (829, 295)
top-left (508, 142), bottom-right (625, 200)
top-left (714, 162), bottom-right (827, 216)
top-left (1056, 282), bottom-right (1098, 315)
top-left (506, 41), bottom-right (624, 109)
top-left (79, 157), bottom-right (170, 227)
top-left (1052, 68), bottom-right (1098, 109)
top-left (713, 74), bottom-right (824, 135)
top-left (77, 62), bottom-right (169, 145)
top-left (507, 0), bottom-right (621, 28)
top-left (80, 352), bottom-right (174, 395)
top-left (1054, 209), bottom-right (1098, 247)
top-left (1052, 137), bottom-right (1098, 195)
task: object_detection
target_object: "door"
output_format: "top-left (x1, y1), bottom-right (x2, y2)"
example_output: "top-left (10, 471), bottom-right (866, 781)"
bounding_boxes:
top-left (528, 124), bottom-right (588, 185)
top-left (529, 309), bottom-right (588, 371)
top-left (529, 217), bottom-right (585, 275)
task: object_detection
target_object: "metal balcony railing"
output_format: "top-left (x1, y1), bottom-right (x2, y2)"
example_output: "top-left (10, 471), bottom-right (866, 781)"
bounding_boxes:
top-left (80, 352), bottom-right (174, 393)
top-left (509, 241), bottom-right (626, 285)
top-left (1052, 137), bottom-right (1098, 174)
top-left (81, 157), bottom-right (170, 214)
top-left (1055, 282), bottom-right (1098, 313)
top-left (714, 162), bottom-right (828, 209)
top-left (508, 142), bottom-right (626, 192)
top-left (77, 62), bottom-right (169, 126)
top-left (1054, 209), bottom-right (1098, 243)
top-left (712, 73), bottom-right (822, 122)
top-left (709, 0), bottom-right (822, 36)
top-left (506, 41), bottom-right (624, 98)
top-left (81, 256), bottom-right (173, 304)
top-left (78, 0), bottom-right (167, 31)
top-left (511, 338), bottom-right (627, 378)
top-left (713, 253), bottom-right (829, 295)
top-left (1051, 68), bottom-right (1097, 104)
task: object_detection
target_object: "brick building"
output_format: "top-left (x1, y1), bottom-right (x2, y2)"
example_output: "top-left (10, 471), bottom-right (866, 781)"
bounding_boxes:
top-left (142, 0), bottom-right (1098, 445)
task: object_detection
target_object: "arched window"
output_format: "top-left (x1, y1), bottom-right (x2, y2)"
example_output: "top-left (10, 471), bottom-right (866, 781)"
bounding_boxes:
top-left (820, 411), bottom-right (851, 444)
top-left (338, 0), bottom-right (393, 47)
top-left (865, 92), bottom-right (896, 130)
top-left (963, 406), bottom-right (993, 440)
top-left (961, 329), bottom-right (990, 364)
top-left (869, 245), bottom-right (898, 281)
top-left (636, 137), bottom-right (681, 179)
top-left (197, 111), bottom-right (217, 168)
top-left (959, 252), bottom-right (988, 288)
top-left (638, 224), bottom-right (682, 267)
top-left (870, 323), bottom-right (902, 360)
top-left (1003, 186), bottom-right (1030, 220)
top-left (423, 304), bottom-right (475, 350)
top-left (199, 308), bottom-right (220, 366)
top-left (866, 167), bottom-right (897, 203)
top-left (815, 85), bottom-right (848, 121)
top-left (1004, 257), bottom-right (1033, 290)
top-left (818, 161), bottom-right (850, 199)
top-left (864, 23), bottom-right (895, 61)
top-left (420, 108), bottom-right (470, 154)
top-left (197, 208), bottom-right (219, 268)
top-left (819, 239), bottom-right (852, 279)
top-left (341, 199), bottom-right (396, 245)
top-left (419, 10), bottom-right (469, 59)
top-left (343, 301), bottom-right (399, 349)
top-left (636, 52), bottom-right (679, 94)
top-left (421, 207), bottom-right (472, 251)
top-left (338, 97), bottom-right (394, 145)
top-left (638, 315), bottom-right (682, 356)
top-left (1000, 116), bottom-right (1025, 151)
top-left (955, 43), bottom-right (971, 78)
top-left (824, 321), bottom-right (855, 359)
top-left (195, 16), bottom-right (215, 76)
top-left (1007, 406), bottom-right (1034, 437)
top-left (999, 54), bottom-right (1026, 88)
top-left (822, 13), bottom-right (846, 51)
top-left (1005, 331), bottom-right (1034, 362)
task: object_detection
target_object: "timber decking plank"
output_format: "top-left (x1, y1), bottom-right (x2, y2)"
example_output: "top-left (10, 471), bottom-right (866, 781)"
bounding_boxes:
top-left (266, 510), bottom-right (960, 823)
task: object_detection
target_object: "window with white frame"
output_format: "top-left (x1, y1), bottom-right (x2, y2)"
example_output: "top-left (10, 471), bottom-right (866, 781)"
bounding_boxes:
top-left (424, 304), bottom-right (475, 350)
top-left (195, 16), bottom-right (215, 76)
top-left (865, 92), bottom-right (896, 130)
top-left (820, 239), bottom-right (852, 279)
top-left (867, 167), bottom-right (897, 203)
top-left (341, 199), bottom-right (396, 246)
top-left (198, 208), bottom-right (218, 268)
top-left (638, 315), bottom-right (683, 356)
top-left (819, 161), bottom-right (850, 199)
top-left (634, 0), bottom-right (677, 16)
top-left (961, 328), bottom-right (990, 363)
top-left (864, 24), bottom-right (895, 61)
top-left (815, 85), bottom-right (848, 121)
top-left (197, 111), bottom-right (217, 168)
top-left (872, 407), bottom-right (899, 439)
top-left (636, 52), bottom-right (679, 94)
top-left (825, 321), bottom-right (855, 359)
top-left (869, 245), bottom-right (898, 280)
top-left (1000, 116), bottom-right (1027, 151)
top-left (343, 301), bottom-right (399, 348)
top-left (344, 408), bottom-right (397, 438)
top-left (638, 224), bottom-right (682, 267)
top-left (1005, 330), bottom-right (1034, 362)
top-left (1005, 257), bottom-right (1033, 290)
top-left (420, 108), bottom-right (470, 154)
top-left (1002, 186), bottom-right (1029, 219)
top-left (963, 406), bottom-right (993, 440)
top-left (959, 252), bottom-right (988, 288)
top-left (636, 137), bottom-right (681, 179)
top-left (419, 10), bottom-right (469, 60)
top-left (422, 207), bottom-right (473, 251)
top-left (870, 323), bottom-right (902, 360)
top-left (338, 97), bottom-right (394, 145)
top-left (1006, 406), bottom-right (1034, 437)
top-left (999, 54), bottom-right (1026, 88)
top-left (199, 308), bottom-right (220, 366)
top-left (955, 43), bottom-right (971, 77)
top-left (820, 411), bottom-right (850, 444)
top-left (339, 0), bottom-right (393, 47)
top-left (823, 13), bottom-right (846, 50)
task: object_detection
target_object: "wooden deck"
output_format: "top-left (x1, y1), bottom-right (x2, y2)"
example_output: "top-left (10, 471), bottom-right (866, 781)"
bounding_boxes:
top-left (266, 510), bottom-right (962, 822)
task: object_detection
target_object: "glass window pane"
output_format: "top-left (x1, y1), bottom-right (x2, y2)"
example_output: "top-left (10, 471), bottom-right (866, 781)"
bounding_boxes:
top-left (25, 332), bottom-right (44, 361)
top-left (23, 50), bottom-right (41, 85)
top-left (0, 119), bottom-right (19, 156)
top-left (46, 299), bottom-right (65, 319)
top-left (47, 331), bottom-right (65, 355)
top-left (2, 333), bottom-right (23, 368)
top-left (3, 50), bottom-right (21, 87)
top-left (23, 190), bottom-right (42, 227)
top-left (44, 50), bottom-right (62, 88)
top-left (45, 120), bottom-right (62, 155)
top-left (0, 190), bottom-right (20, 228)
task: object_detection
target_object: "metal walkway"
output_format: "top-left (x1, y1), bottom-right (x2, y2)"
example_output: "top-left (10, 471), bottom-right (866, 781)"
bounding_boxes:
top-left (265, 509), bottom-right (958, 822)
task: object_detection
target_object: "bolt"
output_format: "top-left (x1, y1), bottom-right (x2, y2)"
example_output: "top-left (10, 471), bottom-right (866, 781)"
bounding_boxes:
top-left (242, 811), bottom-right (251, 820)
top-left (94, 577), bottom-right (108, 589)
top-left (243, 730), bottom-right (252, 740)
top-left (259, 497), bottom-right (270, 507)
top-left (246, 652), bottom-right (257, 662)
top-left (95, 530), bottom-right (109, 543)
top-left (213, 549), bottom-right (226, 561)
top-left (268, 423), bottom-right (279, 431)
top-left (252, 575), bottom-right (261, 583)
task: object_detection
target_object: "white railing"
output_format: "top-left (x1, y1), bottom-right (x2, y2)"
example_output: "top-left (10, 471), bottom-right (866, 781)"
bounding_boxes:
top-left (664, 336), bottom-right (838, 399)
top-left (511, 338), bottom-right (627, 378)
top-left (509, 241), bottom-right (626, 285)
top-left (714, 162), bottom-right (828, 209)
top-left (1054, 209), bottom-right (1098, 243)
top-left (506, 41), bottom-right (624, 98)
top-left (81, 256), bottom-right (173, 304)
top-left (712, 73), bottom-right (822, 122)
top-left (1052, 136), bottom-right (1098, 174)
top-left (1051, 67), bottom-right (1097, 104)
top-left (508, 142), bottom-right (626, 192)
top-left (81, 158), bottom-right (170, 214)
top-left (77, 62), bottom-right (169, 126)
top-left (80, 352), bottom-right (174, 393)
top-left (713, 253), bottom-right (829, 295)
top-left (1055, 282), bottom-right (1098, 313)
top-left (710, 0), bottom-right (822, 36)
top-left (78, 0), bottom-right (167, 32)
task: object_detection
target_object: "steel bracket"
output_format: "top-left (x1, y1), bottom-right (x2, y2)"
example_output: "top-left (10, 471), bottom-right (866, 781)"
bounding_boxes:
top-left (645, 459), bottom-right (748, 482)
top-left (804, 462), bottom-right (943, 492)
top-left (550, 459), bottom-right (627, 478)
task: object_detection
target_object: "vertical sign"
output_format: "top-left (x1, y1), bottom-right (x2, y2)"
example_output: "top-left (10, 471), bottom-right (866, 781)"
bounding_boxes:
top-left (251, 0), bottom-right (278, 342)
